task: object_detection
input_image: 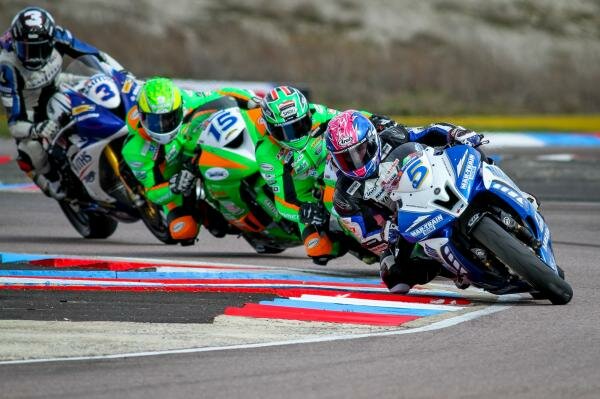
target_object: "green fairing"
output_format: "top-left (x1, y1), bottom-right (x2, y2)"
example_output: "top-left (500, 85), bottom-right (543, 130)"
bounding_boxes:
top-left (193, 105), bottom-right (301, 245)
top-left (122, 89), bottom-right (230, 207)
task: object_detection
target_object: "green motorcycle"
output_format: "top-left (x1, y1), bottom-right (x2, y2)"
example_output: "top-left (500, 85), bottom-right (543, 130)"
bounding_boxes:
top-left (189, 102), bottom-right (302, 253)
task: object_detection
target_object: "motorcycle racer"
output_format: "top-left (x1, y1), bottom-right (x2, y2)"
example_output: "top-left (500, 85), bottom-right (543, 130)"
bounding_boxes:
top-left (325, 110), bottom-right (483, 292)
top-left (257, 86), bottom-right (396, 265)
top-left (122, 77), bottom-right (258, 245)
top-left (0, 7), bottom-right (122, 200)
top-left (255, 86), bottom-right (341, 264)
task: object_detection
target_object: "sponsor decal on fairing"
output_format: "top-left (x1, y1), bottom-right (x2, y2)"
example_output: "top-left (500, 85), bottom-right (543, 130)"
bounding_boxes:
top-left (260, 163), bottom-right (274, 171)
top-left (205, 167), bottom-right (230, 181)
top-left (409, 214), bottom-right (444, 238)
top-left (459, 154), bottom-right (477, 190)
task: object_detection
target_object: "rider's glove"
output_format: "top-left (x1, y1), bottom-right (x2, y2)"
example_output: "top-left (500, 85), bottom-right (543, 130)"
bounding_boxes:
top-left (381, 220), bottom-right (400, 244)
top-left (299, 202), bottom-right (328, 227)
top-left (30, 120), bottom-right (60, 141)
top-left (370, 114), bottom-right (397, 132)
top-left (169, 170), bottom-right (197, 196)
top-left (448, 126), bottom-right (483, 148)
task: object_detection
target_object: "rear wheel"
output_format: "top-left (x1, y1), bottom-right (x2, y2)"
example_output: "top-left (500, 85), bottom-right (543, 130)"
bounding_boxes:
top-left (59, 201), bottom-right (118, 239)
top-left (472, 216), bottom-right (573, 305)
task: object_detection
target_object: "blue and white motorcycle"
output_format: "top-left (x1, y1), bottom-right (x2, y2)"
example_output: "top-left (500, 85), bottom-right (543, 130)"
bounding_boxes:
top-left (379, 142), bottom-right (572, 305)
top-left (45, 56), bottom-right (172, 242)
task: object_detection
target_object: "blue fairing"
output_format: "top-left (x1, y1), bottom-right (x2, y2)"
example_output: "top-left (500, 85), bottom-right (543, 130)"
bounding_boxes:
top-left (445, 145), bottom-right (481, 201)
top-left (69, 91), bottom-right (125, 145)
top-left (399, 211), bottom-right (455, 243)
top-left (111, 70), bottom-right (140, 110)
top-left (484, 178), bottom-right (556, 269)
top-left (396, 144), bottom-right (559, 292)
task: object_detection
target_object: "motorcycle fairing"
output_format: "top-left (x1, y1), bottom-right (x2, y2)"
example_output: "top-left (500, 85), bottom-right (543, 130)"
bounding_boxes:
top-left (444, 145), bottom-right (481, 201)
top-left (480, 163), bottom-right (557, 269)
top-left (69, 90), bottom-right (126, 145)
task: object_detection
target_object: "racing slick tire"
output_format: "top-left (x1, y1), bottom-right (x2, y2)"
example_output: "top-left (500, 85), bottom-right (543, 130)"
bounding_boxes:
top-left (59, 200), bottom-right (118, 239)
top-left (472, 216), bottom-right (573, 305)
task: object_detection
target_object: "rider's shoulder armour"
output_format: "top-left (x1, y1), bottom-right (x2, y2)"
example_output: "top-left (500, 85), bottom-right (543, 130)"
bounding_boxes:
top-left (333, 174), bottom-right (363, 216)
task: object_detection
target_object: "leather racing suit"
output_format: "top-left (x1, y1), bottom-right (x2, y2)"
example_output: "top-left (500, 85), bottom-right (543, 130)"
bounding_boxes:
top-left (122, 87), bottom-right (257, 245)
top-left (0, 26), bottom-right (120, 197)
top-left (332, 122), bottom-right (463, 291)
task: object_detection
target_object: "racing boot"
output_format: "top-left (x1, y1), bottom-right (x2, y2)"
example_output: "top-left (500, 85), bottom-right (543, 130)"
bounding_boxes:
top-left (34, 173), bottom-right (65, 200)
top-left (379, 247), bottom-right (442, 293)
top-left (380, 249), bottom-right (411, 293)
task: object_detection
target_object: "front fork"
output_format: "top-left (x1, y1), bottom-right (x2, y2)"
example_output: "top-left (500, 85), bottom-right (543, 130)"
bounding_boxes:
top-left (103, 144), bottom-right (146, 209)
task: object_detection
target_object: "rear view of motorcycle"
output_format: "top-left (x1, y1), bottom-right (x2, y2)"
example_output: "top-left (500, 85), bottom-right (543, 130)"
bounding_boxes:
top-left (380, 142), bottom-right (572, 304)
top-left (45, 56), bottom-right (172, 242)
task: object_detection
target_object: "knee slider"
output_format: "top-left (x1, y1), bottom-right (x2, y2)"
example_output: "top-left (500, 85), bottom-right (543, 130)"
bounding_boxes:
top-left (167, 207), bottom-right (199, 241)
top-left (17, 140), bottom-right (48, 172)
top-left (302, 229), bottom-right (334, 258)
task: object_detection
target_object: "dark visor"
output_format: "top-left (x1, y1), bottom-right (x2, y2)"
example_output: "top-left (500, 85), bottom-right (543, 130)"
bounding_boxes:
top-left (140, 107), bottom-right (183, 135)
top-left (14, 39), bottom-right (53, 69)
top-left (267, 114), bottom-right (312, 143)
top-left (333, 135), bottom-right (378, 173)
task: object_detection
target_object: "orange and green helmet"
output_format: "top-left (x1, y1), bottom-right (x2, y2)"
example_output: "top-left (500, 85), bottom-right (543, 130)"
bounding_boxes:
top-left (261, 86), bottom-right (312, 150)
top-left (138, 77), bottom-right (183, 144)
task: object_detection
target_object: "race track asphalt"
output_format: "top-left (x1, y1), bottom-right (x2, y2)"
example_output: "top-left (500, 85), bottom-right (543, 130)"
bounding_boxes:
top-left (1, 146), bottom-right (600, 399)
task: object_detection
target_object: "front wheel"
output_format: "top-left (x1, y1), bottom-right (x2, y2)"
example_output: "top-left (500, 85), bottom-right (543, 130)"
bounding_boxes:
top-left (138, 201), bottom-right (176, 244)
top-left (472, 216), bottom-right (573, 305)
top-left (59, 200), bottom-right (118, 239)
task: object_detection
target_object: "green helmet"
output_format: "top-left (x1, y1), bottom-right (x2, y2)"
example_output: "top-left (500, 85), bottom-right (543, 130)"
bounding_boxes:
top-left (138, 77), bottom-right (183, 144)
top-left (261, 86), bottom-right (312, 150)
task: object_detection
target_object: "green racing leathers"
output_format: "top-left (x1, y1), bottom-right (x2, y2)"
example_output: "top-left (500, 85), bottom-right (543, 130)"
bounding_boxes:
top-left (122, 87), bottom-right (256, 244)
top-left (256, 103), bottom-right (373, 264)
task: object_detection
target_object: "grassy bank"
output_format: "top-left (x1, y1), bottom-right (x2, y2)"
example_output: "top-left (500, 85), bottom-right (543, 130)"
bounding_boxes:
top-left (2, 113), bottom-right (600, 139)
top-left (1, 115), bottom-right (7, 138)
top-left (394, 115), bottom-right (600, 132)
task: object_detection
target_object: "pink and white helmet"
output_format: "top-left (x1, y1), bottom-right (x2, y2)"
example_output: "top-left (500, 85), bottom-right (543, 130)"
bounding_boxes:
top-left (325, 110), bottom-right (381, 179)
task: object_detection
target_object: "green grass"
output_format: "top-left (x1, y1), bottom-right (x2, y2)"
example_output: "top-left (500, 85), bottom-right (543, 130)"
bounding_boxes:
top-left (0, 113), bottom-right (8, 138)
top-left (3, 111), bottom-right (600, 137)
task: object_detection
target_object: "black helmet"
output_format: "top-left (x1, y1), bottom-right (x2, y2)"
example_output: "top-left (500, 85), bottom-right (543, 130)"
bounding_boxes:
top-left (10, 7), bottom-right (56, 71)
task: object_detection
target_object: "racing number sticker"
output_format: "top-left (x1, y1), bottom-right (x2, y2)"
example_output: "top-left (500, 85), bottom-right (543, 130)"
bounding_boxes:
top-left (406, 158), bottom-right (429, 189)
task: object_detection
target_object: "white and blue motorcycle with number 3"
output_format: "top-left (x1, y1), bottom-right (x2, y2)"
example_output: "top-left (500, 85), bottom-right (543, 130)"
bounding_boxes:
top-left (380, 142), bottom-right (573, 305)
top-left (44, 56), bottom-right (172, 242)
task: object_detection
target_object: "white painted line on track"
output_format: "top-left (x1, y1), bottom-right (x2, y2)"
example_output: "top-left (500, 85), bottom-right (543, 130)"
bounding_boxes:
top-left (0, 305), bottom-right (510, 366)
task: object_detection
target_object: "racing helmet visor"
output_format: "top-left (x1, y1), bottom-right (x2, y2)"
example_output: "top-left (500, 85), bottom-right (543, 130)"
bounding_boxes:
top-left (140, 107), bottom-right (183, 137)
top-left (267, 113), bottom-right (313, 144)
top-left (332, 134), bottom-right (378, 173)
top-left (14, 39), bottom-right (54, 70)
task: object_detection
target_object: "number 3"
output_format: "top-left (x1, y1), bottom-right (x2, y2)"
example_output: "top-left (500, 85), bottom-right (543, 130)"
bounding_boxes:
top-left (24, 10), bottom-right (43, 27)
top-left (95, 83), bottom-right (116, 102)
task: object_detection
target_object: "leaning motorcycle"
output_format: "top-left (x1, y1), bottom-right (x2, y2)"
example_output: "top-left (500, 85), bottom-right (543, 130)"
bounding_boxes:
top-left (379, 142), bottom-right (572, 304)
top-left (45, 55), bottom-right (172, 242)
top-left (189, 100), bottom-right (303, 253)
